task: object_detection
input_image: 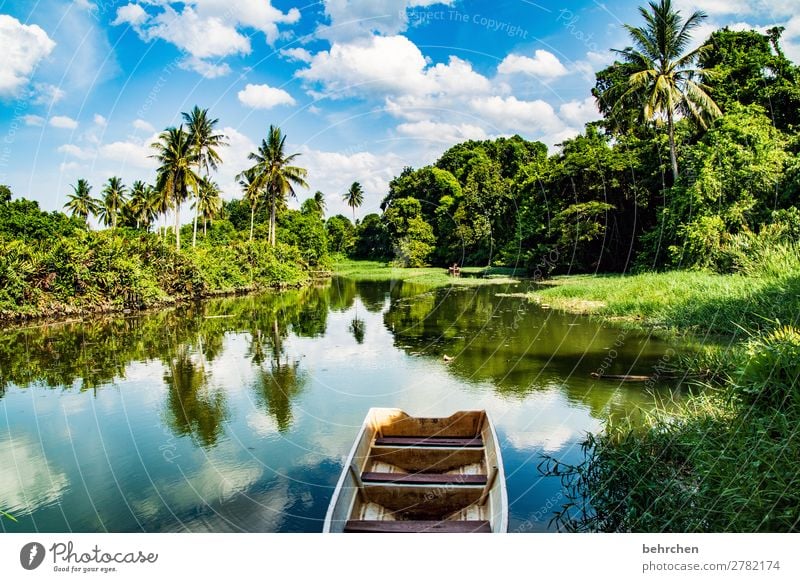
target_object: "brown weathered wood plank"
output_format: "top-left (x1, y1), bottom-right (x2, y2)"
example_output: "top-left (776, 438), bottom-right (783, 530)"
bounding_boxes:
top-left (374, 436), bottom-right (482, 447)
top-left (361, 472), bottom-right (487, 485)
top-left (344, 520), bottom-right (491, 533)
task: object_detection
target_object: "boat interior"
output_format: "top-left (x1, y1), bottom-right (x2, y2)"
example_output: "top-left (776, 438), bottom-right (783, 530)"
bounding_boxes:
top-left (341, 410), bottom-right (501, 533)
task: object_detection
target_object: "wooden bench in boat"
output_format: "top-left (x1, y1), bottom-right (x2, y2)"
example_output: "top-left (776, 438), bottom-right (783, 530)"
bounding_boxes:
top-left (361, 472), bottom-right (487, 486)
top-left (374, 436), bottom-right (483, 448)
top-left (344, 520), bottom-right (491, 533)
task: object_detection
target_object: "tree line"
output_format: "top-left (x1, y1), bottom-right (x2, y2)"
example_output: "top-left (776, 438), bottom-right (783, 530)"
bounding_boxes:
top-left (337, 0), bottom-right (799, 273)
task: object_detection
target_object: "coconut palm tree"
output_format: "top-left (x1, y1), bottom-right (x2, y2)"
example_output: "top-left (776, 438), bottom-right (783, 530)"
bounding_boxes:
top-left (343, 181), bottom-right (364, 223)
top-left (611, 0), bottom-right (721, 182)
top-left (64, 179), bottom-right (99, 226)
top-left (151, 126), bottom-right (198, 250)
top-left (194, 177), bottom-right (222, 237)
top-left (238, 169), bottom-right (260, 242)
top-left (312, 190), bottom-right (327, 216)
top-left (182, 106), bottom-right (227, 247)
top-left (99, 176), bottom-right (127, 230)
top-left (240, 125), bottom-right (308, 246)
top-left (127, 180), bottom-right (151, 229)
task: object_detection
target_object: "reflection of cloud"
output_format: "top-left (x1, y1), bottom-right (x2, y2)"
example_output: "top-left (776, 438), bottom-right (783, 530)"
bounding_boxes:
top-left (0, 436), bottom-right (69, 516)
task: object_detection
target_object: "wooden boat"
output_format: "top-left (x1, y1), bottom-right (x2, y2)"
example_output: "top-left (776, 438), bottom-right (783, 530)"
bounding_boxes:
top-left (323, 408), bottom-right (508, 533)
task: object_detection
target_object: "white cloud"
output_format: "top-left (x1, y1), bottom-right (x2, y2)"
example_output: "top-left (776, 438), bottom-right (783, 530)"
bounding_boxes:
top-left (559, 97), bottom-right (601, 127)
top-left (0, 15), bottom-right (56, 98)
top-left (49, 115), bottom-right (79, 130)
top-left (470, 96), bottom-right (564, 135)
top-left (279, 47), bottom-right (313, 63)
top-left (298, 35), bottom-right (491, 102)
top-left (498, 49), bottom-right (569, 78)
top-left (298, 145), bottom-right (406, 216)
top-left (23, 114), bottom-right (45, 126)
top-left (237, 83), bottom-right (296, 109)
top-left (33, 83), bottom-right (66, 106)
top-left (133, 119), bottom-right (155, 133)
top-left (113, 1), bottom-right (301, 76)
top-left (396, 120), bottom-right (487, 143)
top-left (112, 3), bottom-right (149, 28)
top-left (178, 56), bottom-right (232, 78)
top-left (58, 143), bottom-right (94, 160)
top-left (318, 0), bottom-right (455, 41)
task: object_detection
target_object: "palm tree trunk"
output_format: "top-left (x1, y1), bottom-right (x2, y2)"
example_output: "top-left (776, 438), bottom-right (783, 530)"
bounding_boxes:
top-left (250, 206), bottom-right (255, 242)
top-left (175, 205), bottom-right (181, 251)
top-left (667, 109), bottom-right (679, 184)
top-left (269, 194), bottom-right (276, 247)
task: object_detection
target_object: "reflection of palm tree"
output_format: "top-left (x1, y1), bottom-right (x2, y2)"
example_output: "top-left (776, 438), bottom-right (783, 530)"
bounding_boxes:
top-left (349, 316), bottom-right (365, 344)
top-left (163, 348), bottom-right (227, 447)
top-left (253, 358), bottom-right (305, 432)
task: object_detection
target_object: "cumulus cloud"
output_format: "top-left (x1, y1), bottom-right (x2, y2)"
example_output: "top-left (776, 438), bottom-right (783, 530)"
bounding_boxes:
top-left (559, 97), bottom-right (601, 127)
top-left (0, 15), bottom-right (56, 98)
top-left (237, 83), bottom-right (296, 109)
top-left (112, 3), bottom-right (149, 28)
top-left (112, 1), bottom-right (301, 76)
top-left (298, 145), bottom-right (406, 216)
top-left (133, 119), bottom-right (155, 133)
top-left (279, 47), bottom-right (313, 63)
top-left (318, 0), bottom-right (455, 41)
top-left (470, 96), bottom-right (564, 135)
top-left (298, 35), bottom-right (491, 101)
top-left (23, 115), bottom-right (45, 127)
top-left (497, 49), bottom-right (569, 78)
top-left (396, 120), bottom-right (487, 143)
top-left (49, 115), bottom-right (79, 130)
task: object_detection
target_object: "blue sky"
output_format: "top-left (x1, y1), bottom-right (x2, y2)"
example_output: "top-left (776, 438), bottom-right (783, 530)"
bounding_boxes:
top-left (0, 0), bottom-right (797, 219)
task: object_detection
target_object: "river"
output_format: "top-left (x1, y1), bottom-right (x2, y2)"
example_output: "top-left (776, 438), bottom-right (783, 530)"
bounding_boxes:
top-left (0, 276), bottom-right (689, 532)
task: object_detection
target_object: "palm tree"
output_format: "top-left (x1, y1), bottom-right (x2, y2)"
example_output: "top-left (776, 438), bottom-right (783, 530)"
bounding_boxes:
top-left (64, 179), bottom-right (99, 226)
top-left (194, 177), bottom-right (222, 237)
top-left (99, 176), bottom-right (127, 230)
top-left (611, 0), bottom-right (721, 182)
top-left (150, 126), bottom-right (199, 250)
top-left (182, 106), bottom-right (227, 247)
top-left (238, 169), bottom-right (260, 242)
top-left (127, 180), bottom-right (150, 229)
top-left (343, 181), bottom-right (364, 223)
top-left (312, 190), bottom-right (327, 216)
top-left (240, 125), bottom-right (308, 246)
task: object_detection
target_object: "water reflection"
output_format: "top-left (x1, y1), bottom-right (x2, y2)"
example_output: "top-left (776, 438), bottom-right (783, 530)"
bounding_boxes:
top-left (0, 276), bottom-right (695, 532)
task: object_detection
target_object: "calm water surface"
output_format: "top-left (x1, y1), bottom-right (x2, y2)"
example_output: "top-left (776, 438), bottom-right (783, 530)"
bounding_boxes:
top-left (0, 277), bottom-right (690, 532)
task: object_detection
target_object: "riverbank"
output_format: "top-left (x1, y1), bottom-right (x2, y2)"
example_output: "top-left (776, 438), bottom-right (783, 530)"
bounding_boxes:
top-left (0, 231), bottom-right (313, 325)
top-left (333, 259), bottom-right (523, 287)
top-left (528, 270), bottom-right (799, 336)
top-left (530, 267), bottom-right (800, 532)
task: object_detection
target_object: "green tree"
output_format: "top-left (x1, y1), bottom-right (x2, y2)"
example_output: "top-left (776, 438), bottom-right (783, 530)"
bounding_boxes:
top-left (312, 190), bottom-right (327, 216)
top-left (182, 106), bottom-right (227, 247)
top-left (612, 0), bottom-right (721, 182)
top-left (194, 177), bottom-right (222, 237)
top-left (343, 181), bottom-right (364, 223)
top-left (64, 179), bottom-right (99, 226)
top-left (326, 214), bottom-right (355, 255)
top-left (151, 126), bottom-right (199, 250)
top-left (241, 125), bottom-right (308, 246)
top-left (99, 177), bottom-right (127, 230)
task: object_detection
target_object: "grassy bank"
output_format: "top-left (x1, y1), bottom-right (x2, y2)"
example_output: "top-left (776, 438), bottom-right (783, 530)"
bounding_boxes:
top-left (333, 258), bottom-right (522, 287)
top-left (534, 250), bottom-right (800, 532)
top-left (0, 230), bottom-right (311, 323)
top-left (530, 268), bottom-right (799, 336)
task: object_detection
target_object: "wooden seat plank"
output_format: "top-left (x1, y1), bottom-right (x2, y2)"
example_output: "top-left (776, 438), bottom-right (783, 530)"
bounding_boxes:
top-left (375, 436), bottom-right (482, 447)
top-left (344, 520), bottom-right (491, 533)
top-left (361, 472), bottom-right (487, 485)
